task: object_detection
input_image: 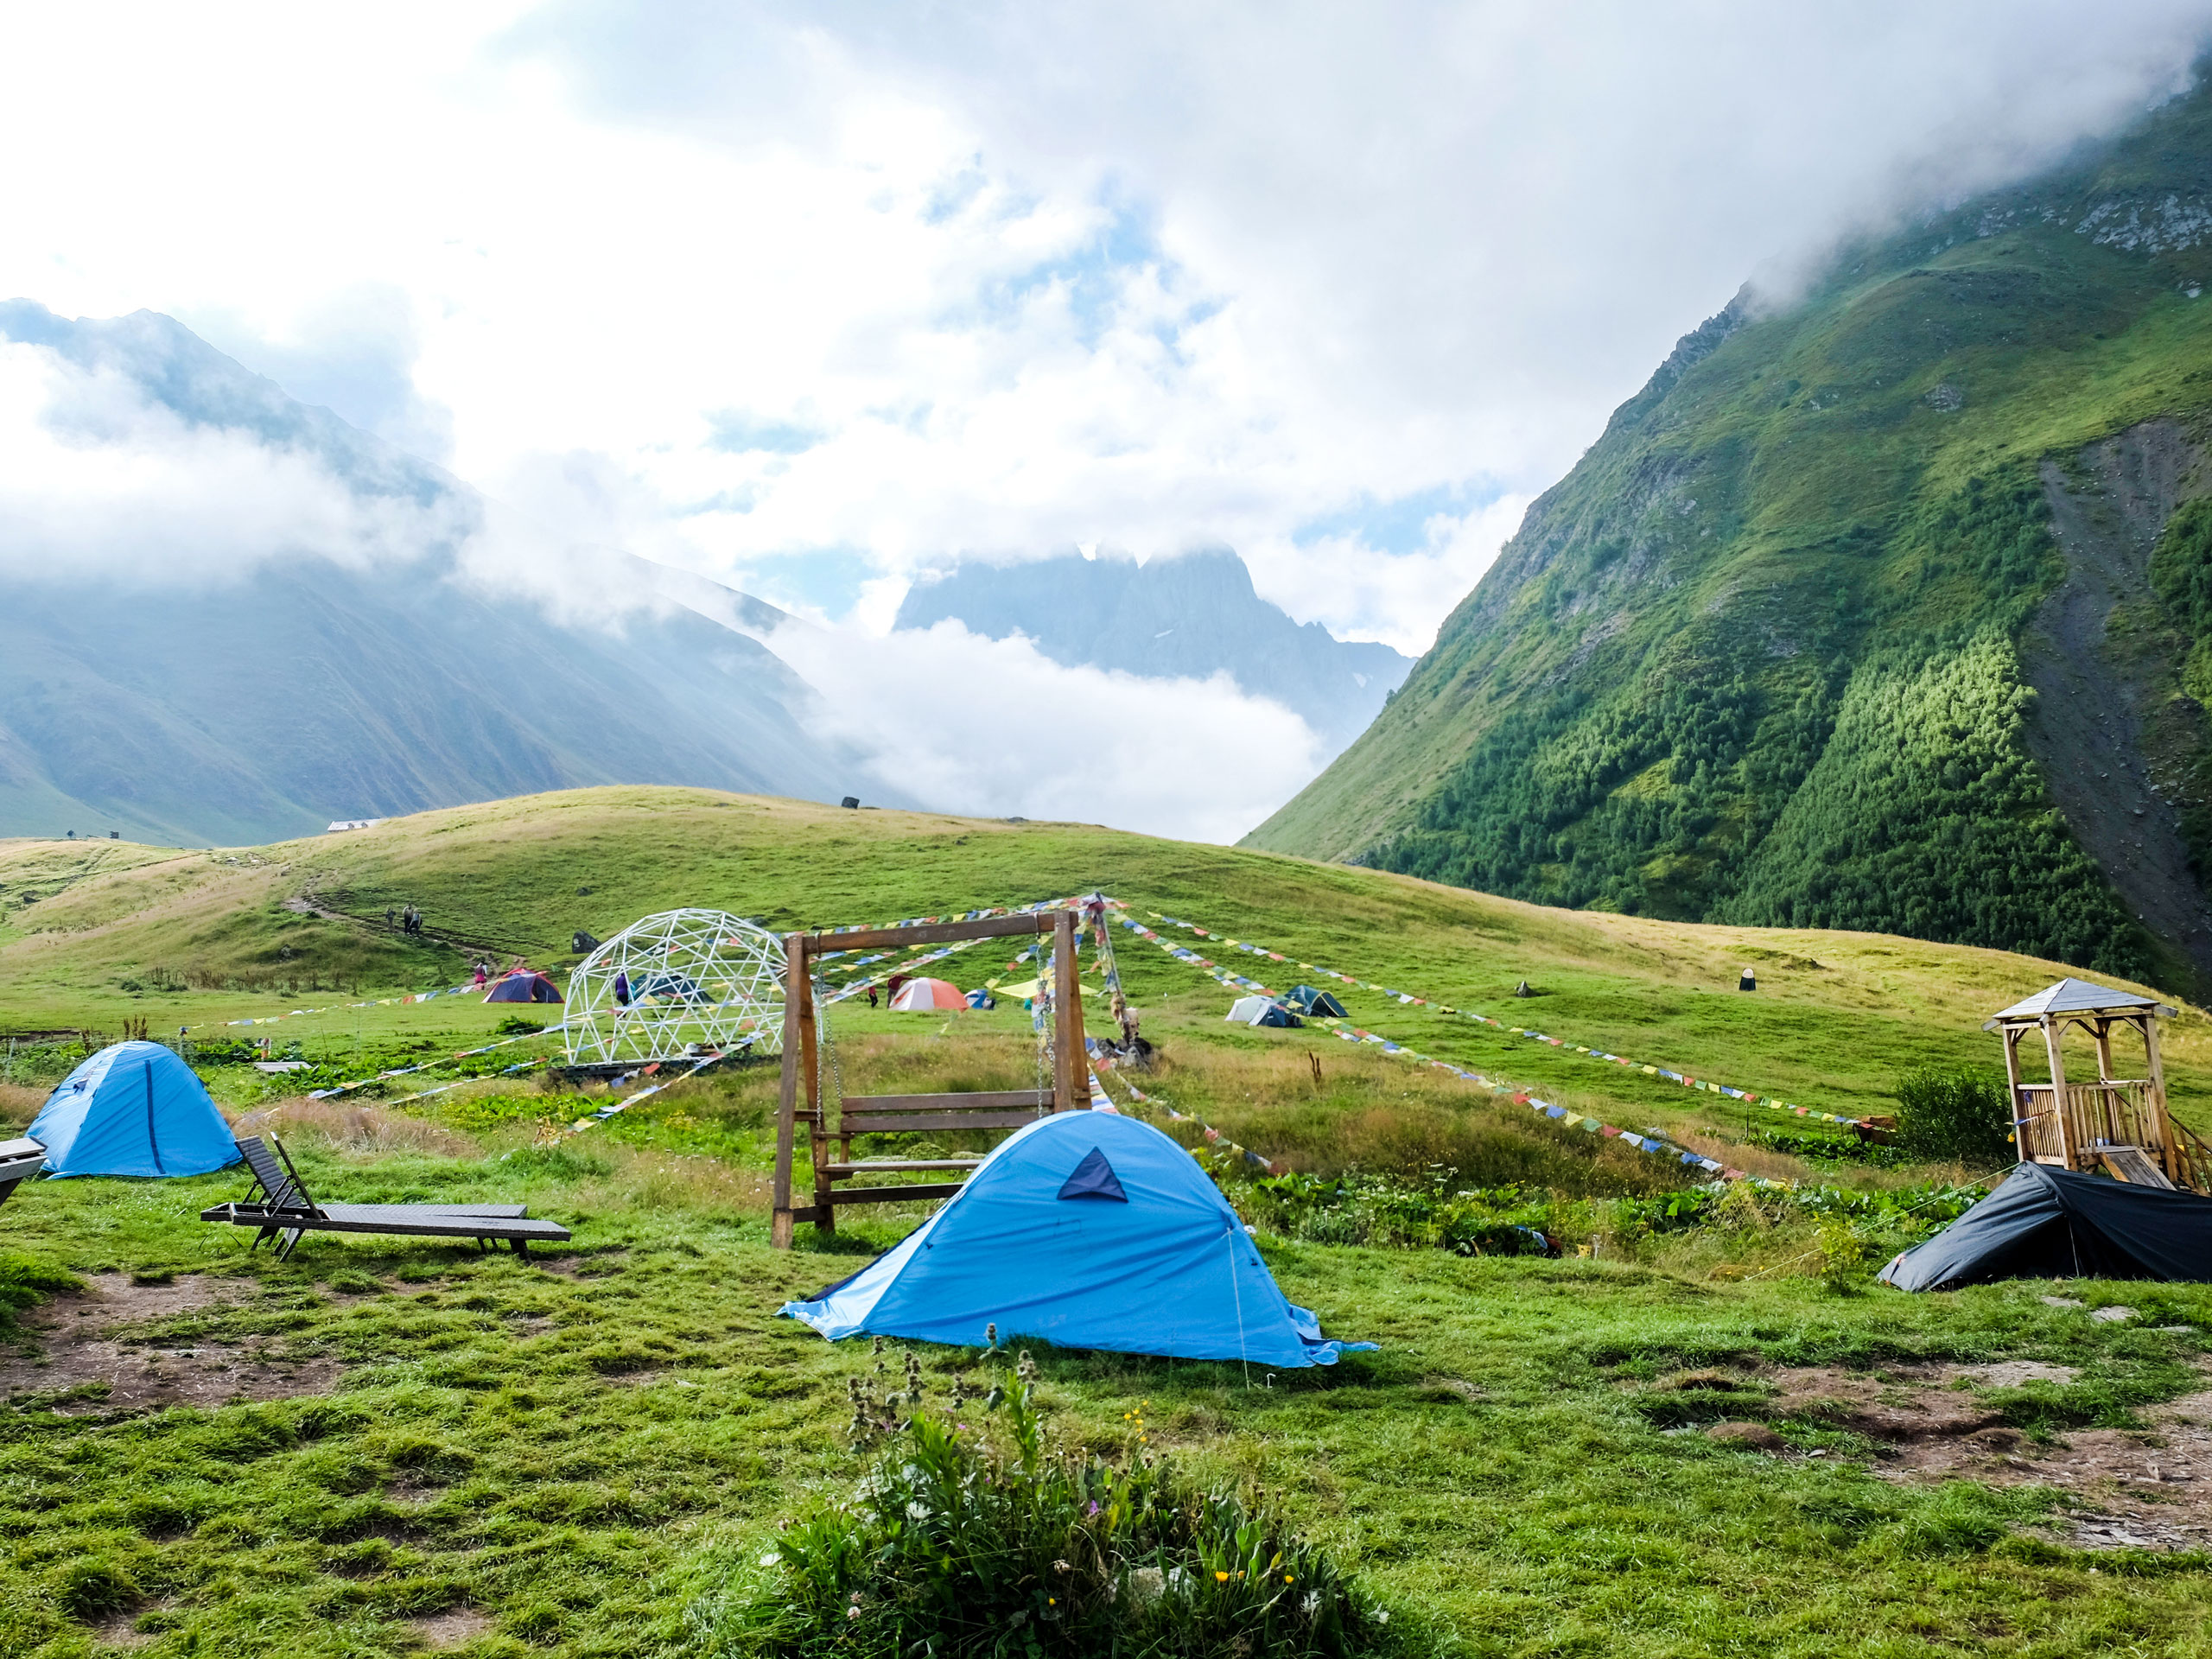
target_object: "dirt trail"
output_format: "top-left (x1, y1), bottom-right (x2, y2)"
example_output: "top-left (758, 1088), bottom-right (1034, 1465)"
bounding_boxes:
top-left (0, 1272), bottom-right (339, 1414)
top-left (2026, 421), bottom-right (2212, 978)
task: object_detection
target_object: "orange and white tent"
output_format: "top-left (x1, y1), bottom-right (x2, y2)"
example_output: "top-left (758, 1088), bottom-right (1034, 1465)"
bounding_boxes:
top-left (889, 977), bottom-right (969, 1012)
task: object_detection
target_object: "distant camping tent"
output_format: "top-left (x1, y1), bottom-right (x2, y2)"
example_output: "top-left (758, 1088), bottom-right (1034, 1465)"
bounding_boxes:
top-left (780, 1112), bottom-right (1373, 1366)
top-left (1226, 995), bottom-right (1300, 1028)
top-left (1878, 1162), bottom-right (2212, 1290)
top-left (890, 978), bottom-right (969, 1012)
top-left (1282, 985), bottom-right (1347, 1018)
top-left (965, 988), bottom-right (996, 1010)
top-left (484, 970), bottom-right (563, 1004)
top-left (26, 1042), bottom-right (239, 1179)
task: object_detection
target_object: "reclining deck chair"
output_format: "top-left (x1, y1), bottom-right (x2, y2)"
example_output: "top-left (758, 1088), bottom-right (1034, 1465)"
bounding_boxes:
top-left (201, 1135), bottom-right (571, 1260)
top-left (0, 1137), bottom-right (45, 1205)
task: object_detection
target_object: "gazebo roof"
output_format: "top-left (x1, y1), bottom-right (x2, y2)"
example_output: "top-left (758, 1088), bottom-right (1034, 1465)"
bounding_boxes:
top-left (1986, 976), bottom-right (2175, 1024)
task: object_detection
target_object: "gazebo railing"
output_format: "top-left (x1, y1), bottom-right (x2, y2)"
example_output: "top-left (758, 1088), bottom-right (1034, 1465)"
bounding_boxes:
top-left (2013, 1080), bottom-right (2164, 1163)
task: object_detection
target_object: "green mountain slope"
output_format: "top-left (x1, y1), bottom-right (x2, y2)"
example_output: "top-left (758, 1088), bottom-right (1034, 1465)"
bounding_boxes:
top-left (1247, 79), bottom-right (2212, 996)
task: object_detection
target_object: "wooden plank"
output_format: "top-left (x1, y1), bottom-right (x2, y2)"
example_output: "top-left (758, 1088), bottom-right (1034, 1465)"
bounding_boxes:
top-left (202, 1205), bottom-right (571, 1240)
top-left (839, 1110), bottom-right (1043, 1134)
top-left (783, 1204), bottom-right (828, 1224)
top-left (822, 1159), bottom-right (984, 1176)
top-left (807, 914), bottom-right (1050, 954)
top-left (2099, 1145), bottom-right (2177, 1188)
top-left (826, 1183), bottom-right (967, 1205)
top-left (0, 1137), bottom-right (44, 1161)
top-left (772, 932), bottom-right (807, 1248)
top-left (841, 1090), bottom-right (1052, 1114)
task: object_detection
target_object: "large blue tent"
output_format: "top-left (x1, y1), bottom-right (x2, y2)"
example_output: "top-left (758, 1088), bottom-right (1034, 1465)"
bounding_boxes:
top-left (780, 1111), bottom-right (1373, 1367)
top-left (27, 1042), bottom-right (239, 1179)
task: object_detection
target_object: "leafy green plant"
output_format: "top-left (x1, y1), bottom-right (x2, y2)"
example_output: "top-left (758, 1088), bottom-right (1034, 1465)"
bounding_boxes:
top-left (1892, 1066), bottom-right (2012, 1167)
top-left (718, 1344), bottom-right (1396, 1657)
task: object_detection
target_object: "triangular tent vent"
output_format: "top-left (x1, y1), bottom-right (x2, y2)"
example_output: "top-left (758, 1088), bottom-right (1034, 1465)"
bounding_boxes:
top-left (1057, 1146), bottom-right (1128, 1202)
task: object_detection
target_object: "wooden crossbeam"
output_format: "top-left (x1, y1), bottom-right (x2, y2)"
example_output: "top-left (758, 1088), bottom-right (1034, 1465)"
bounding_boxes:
top-left (827, 1182), bottom-right (969, 1205)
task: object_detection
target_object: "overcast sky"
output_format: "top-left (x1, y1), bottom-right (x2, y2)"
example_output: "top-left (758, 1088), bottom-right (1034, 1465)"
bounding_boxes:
top-left (5, 3), bottom-right (2209, 660)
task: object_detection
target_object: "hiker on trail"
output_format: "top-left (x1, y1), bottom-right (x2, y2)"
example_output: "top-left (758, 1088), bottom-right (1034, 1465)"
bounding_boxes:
top-left (473, 961), bottom-right (488, 987)
top-left (384, 906), bottom-right (396, 928)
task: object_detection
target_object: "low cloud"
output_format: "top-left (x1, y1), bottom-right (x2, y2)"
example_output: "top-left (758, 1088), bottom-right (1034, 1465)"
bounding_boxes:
top-left (0, 339), bottom-right (467, 587)
top-left (769, 618), bottom-right (1325, 842)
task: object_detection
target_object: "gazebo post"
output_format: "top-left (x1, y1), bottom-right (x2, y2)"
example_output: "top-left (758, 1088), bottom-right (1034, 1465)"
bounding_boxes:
top-left (771, 934), bottom-right (810, 1250)
top-left (2143, 1012), bottom-right (2177, 1182)
top-left (2000, 1026), bottom-right (2025, 1163)
top-left (2041, 1014), bottom-right (2072, 1168)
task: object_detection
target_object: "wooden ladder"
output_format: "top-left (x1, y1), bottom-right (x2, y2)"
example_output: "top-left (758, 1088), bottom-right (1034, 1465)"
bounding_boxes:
top-left (2095, 1144), bottom-right (2176, 1189)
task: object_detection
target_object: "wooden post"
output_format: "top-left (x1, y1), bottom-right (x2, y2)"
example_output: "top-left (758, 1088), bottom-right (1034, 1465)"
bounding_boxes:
top-left (2042, 1014), bottom-right (2073, 1169)
top-left (772, 933), bottom-right (807, 1249)
top-left (803, 944), bottom-right (832, 1237)
top-left (2144, 1012), bottom-right (2177, 1182)
top-left (1052, 909), bottom-right (1084, 1111)
top-left (2001, 1026), bottom-right (2025, 1165)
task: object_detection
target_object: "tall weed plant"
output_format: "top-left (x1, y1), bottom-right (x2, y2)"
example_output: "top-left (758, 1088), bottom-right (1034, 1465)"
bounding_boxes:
top-left (706, 1343), bottom-right (1399, 1658)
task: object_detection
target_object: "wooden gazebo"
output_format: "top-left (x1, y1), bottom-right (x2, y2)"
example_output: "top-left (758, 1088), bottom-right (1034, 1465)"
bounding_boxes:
top-left (1986, 977), bottom-right (2212, 1192)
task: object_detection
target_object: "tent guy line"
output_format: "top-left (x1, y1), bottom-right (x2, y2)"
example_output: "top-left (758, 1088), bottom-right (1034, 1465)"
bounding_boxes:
top-left (1109, 910), bottom-right (1748, 1181)
top-left (1131, 908), bottom-right (1867, 1131)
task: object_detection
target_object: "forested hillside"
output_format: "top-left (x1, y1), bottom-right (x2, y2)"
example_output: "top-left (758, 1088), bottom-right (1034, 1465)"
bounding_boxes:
top-left (1247, 75), bottom-right (2212, 997)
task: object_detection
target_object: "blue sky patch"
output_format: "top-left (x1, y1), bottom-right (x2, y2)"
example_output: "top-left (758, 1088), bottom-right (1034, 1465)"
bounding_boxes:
top-left (1294, 481), bottom-right (1509, 556)
top-left (707, 410), bottom-right (823, 454)
top-left (731, 547), bottom-right (876, 619)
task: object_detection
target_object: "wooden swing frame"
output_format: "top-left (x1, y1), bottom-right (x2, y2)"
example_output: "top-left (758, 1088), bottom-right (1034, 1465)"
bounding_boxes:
top-left (771, 909), bottom-right (1087, 1247)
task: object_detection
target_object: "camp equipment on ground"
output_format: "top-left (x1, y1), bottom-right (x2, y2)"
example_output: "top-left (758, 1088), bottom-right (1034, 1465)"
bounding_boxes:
top-left (889, 977), bottom-right (968, 1012)
top-left (27, 1042), bottom-right (240, 1178)
top-left (1226, 995), bottom-right (1300, 1028)
top-left (0, 1138), bottom-right (45, 1205)
top-left (1738, 969), bottom-right (1755, 991)
top-left (1282, 984), bottom-right (1347, 1018)
top-left (780, 1111), bottom-right (1375, 1365)
top-left (484, 969), bottom-right (563, 1004)
top-left (1987, 977), bottom-right (2211, 1193)
top-left (1878, 1161), bottom-right (2212, 1289)
top-left (200, 1135), bottom-right (572, 1261)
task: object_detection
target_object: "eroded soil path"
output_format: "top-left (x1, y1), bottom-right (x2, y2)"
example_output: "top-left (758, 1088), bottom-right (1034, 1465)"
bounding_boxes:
top-left (0, 1271), bottom-right (340, 1414)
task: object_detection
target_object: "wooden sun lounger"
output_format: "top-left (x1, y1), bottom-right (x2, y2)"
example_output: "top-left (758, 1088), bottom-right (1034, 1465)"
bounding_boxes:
top-left (0, 1137), bottom-right (45, 1206)
top-left (201, 1135), bottom-right (570, 1260)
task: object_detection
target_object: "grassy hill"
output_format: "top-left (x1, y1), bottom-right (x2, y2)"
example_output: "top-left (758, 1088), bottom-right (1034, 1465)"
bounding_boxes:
top-left (5, 787), bottom-right (2212, 1655)
top-left (5, 788), bottom-right (2212, 1655)
top-left (1248, 77), bottom-right (2212, 1001)
top-left (8, 783), bottom-right (2212, 1150)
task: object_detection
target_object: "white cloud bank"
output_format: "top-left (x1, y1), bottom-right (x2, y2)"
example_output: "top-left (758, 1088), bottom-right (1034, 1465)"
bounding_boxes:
top-left (4, 3), bottom-right (2209, 659)
top-left (769, 620), bottom-right (1325, 842)
top-left (0, 340), bottom-right (465, 587)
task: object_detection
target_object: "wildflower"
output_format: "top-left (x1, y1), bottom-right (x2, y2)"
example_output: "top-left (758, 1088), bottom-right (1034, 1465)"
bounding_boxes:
top-left (757, 1552), bottom-right (779, 1567)
top-left (1216, 1571), bottom-right (1230, 1582)
top-left (847, 1606), bottom-right (861, 1619)
top-left (1129, 1567), bottom-right (1166, 1607)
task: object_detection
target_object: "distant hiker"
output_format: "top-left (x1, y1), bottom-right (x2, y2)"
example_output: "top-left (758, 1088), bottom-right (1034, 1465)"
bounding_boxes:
top-left (384, 906), bottom-right (396, 928)
top-left (613, 970), bottom-right (630, 1007)
top-left (473, 961), bottom-right (488, 987)
top-left (868, 985), bottom-right (880, 1008)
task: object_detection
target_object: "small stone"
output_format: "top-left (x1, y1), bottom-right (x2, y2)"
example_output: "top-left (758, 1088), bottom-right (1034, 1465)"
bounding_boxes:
top-left (2041, 1295), bottom-right (2085, 1308)
top-left (1706, 1421), bottom-right (1785, 1451)
top-left (2158, 1325), bottom-right (2200, 1335)
top-left (2091, 1306), bottom-right (2139, 1324)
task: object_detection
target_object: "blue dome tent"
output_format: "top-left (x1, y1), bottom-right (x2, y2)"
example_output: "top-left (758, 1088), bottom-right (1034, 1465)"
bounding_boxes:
top-left (779, 1111), bottom-right (1373, 1367)
top-left (27, 1042), bottom-right (239, 1179)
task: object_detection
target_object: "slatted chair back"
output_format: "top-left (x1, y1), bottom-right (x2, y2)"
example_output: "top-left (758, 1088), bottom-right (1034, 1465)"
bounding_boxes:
top-left (236, 1135), bottom-right (316, 1214)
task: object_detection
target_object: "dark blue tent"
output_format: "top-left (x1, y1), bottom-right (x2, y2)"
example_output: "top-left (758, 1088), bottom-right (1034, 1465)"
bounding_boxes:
top-left (780, 1111), bottom-right (1374, 1366)
top-left (27, 1042), bottom-right (239, 1179)
top-left (1283, 985), bottom-right (1348, 1018)
top-left (1879, 1161), bottom-right (2212, 1290)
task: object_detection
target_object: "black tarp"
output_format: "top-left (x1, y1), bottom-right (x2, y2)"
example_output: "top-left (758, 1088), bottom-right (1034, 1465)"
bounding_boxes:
top-left (1878, 1161), bottom-right (2212, 1290)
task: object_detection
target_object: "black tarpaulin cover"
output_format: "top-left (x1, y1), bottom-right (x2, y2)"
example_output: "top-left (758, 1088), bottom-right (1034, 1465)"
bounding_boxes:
top-left (1879, 1161), bottom-right (2212, 1291)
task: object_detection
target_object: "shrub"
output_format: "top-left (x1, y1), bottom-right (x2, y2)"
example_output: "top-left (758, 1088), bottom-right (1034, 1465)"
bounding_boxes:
top-left (720, 1345), bottom-right (1396, 1656)
top-left (1892, 1066), bottom-right (2012, 1166)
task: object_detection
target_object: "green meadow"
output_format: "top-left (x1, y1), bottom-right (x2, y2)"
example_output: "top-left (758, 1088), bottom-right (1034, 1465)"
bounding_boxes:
top-left (3, 786), bottom-right (2209, 1656)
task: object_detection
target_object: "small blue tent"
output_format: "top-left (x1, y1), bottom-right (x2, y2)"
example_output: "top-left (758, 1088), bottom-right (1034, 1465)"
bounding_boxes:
top-left (780, 1112), bottom-right (1373, 1367)
top-left (1283, 985), bottom-right (1348, 1019)
top-left (27, 1042), bottom-right (239, 1179)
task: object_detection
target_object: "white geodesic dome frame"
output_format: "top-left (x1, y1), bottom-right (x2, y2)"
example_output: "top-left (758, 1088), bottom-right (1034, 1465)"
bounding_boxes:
top-left (564, 909), bottom-right (785, 1065)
